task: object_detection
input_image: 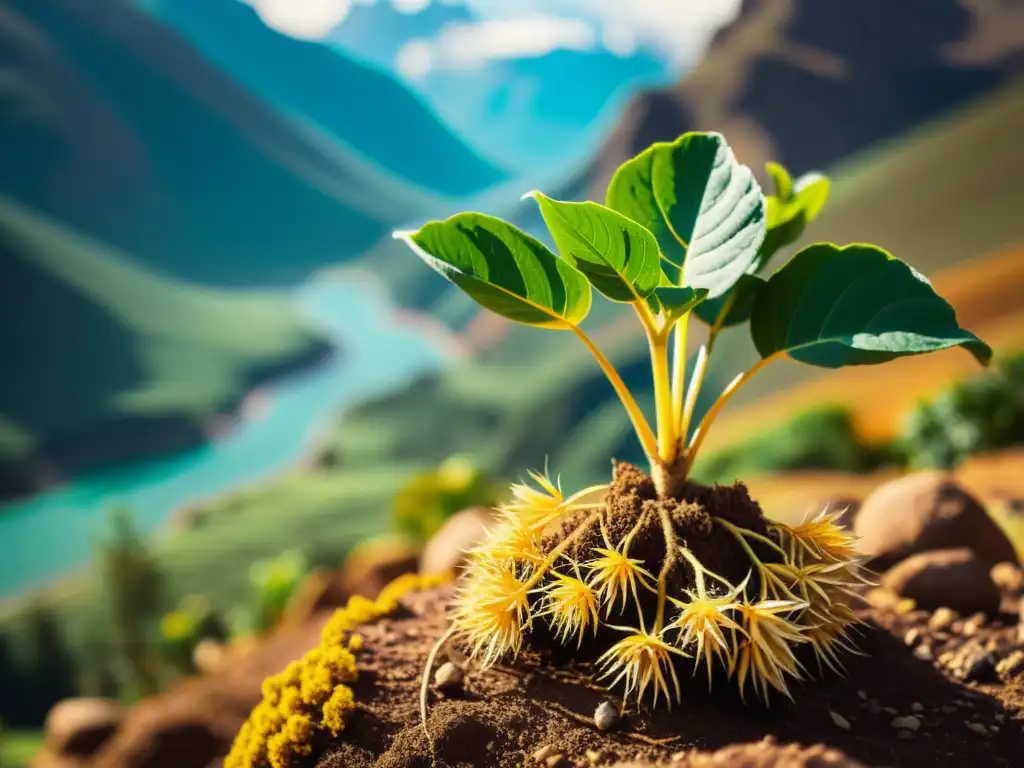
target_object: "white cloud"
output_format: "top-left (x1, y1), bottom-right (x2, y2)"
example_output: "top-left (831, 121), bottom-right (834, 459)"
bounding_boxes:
top-left (247, 0), bottom-right (352, 40)
top-left (397, 14), bottom-right (596, 78)
top-left (464, 0), bottom-right (741, 68)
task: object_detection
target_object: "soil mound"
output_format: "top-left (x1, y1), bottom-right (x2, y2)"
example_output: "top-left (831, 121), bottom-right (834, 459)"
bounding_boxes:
top-left (313, 585), bottom-right (1024, 768)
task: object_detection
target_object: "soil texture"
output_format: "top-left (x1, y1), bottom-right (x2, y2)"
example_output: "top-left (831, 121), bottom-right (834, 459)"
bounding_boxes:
top-left (312, 583), bottom-right (1024, 768)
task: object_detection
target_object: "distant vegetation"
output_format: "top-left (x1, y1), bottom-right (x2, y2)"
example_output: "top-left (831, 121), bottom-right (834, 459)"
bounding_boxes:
top-left (392, 457), bottom-right (500, 541)
top-left (901, 351), bottom-right (1024, 469)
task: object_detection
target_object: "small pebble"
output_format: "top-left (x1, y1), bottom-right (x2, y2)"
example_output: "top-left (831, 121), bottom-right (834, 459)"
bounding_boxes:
top-left (961, 651), bottom-right (999, 683)
top-left (830, 710), bottom-right (851, 730)
top-left (996, 650), bottom-right (1024, 680)
top-left (594, 700), bottom-right (621, 732)
top-left (911, 702), bottom-right (924, 713)
top-left (903, 628), bottom-right (922, 647)
top-left (891, 715), bottom-right (921, 731)
top-left (896, 598), bottom-right (917, 614)
top-left (434, 662), bottom-right (465, 695)
top-left (965, 722), bottom-right (989, 736)
top-left (544, 755), bottom-right (567, 768)
top-left (532, 744), bottom-right (558, 762)
top-left (913, 645), bottom-right (934, 661)
top-left (962, 613), bottom-right (986, 636)
top-left (929, 607), bottom-right (959, 631)
top-left (883, 706), bottom-right (898, 716)
top-left (857, 689), bottom-right (868, 700)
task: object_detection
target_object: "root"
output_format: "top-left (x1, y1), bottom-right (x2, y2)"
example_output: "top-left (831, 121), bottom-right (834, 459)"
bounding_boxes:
top-left (653, 507), bottom-right (679, 632)
top-left (420, 624), bottom-right (457, 745)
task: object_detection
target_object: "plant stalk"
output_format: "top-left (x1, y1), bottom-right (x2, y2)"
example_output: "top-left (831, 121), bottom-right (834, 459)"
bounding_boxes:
top-left (570, 325), bottom-right (659, 463)
top-left (670, 313), bottom-right (689, 434)
top-left (648, 330), bottom-right (676, 463)
top-left (683, 352), bottom-right (782, 475)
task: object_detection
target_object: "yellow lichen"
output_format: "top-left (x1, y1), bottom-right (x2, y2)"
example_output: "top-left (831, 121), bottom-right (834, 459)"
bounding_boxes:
top-left (225, 570), bottom-right (452, 768)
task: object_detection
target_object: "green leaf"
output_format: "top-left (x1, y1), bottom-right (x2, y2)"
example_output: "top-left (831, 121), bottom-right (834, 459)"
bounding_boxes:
top-left (766, 161), bottom-right (793, 202)
top-left (525, 191), bottom-right (662, 303)
top-left (654, 286), bottom-right (709, 320)
top-left (394, 213), bottom-right (592, 328)
top-left (693, 274), bottom-right (765, 328)
top-left (794, 172), bottom-right (830, 223)
top-left (750, 243), bottom-right (992, 368)
top-left (606, 131), bottom-right (766, 299)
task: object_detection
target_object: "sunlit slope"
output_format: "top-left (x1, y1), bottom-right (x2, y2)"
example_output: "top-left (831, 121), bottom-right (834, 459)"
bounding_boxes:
top-left (0, 198), bottom-right (325, 472)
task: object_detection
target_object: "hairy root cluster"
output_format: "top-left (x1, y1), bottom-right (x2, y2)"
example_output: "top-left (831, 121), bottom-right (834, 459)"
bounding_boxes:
top-left (451, 462), bottom-right (869, 709)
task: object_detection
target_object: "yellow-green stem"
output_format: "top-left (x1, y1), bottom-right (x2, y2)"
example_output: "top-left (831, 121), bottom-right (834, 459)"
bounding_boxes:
top-left (683, 353), bottom-right (782, 474)
top-left (670, 312), bottom-right (690, 435)
top-left (648, 330), bottom-right (676, 463)
top-left (570, 325), bottom-right (659, 462)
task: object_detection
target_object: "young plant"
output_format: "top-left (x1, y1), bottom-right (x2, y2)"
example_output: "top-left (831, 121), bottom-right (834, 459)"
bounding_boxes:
top-left (394, 131), bottom-right (990, 708)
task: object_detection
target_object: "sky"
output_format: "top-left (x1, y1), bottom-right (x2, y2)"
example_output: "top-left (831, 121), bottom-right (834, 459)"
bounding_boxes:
top-left (244, 0), bottom-right (743, 76)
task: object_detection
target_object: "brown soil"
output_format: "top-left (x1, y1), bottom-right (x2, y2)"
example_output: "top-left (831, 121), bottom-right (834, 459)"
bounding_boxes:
top-left (312, 583), bottom-right (1024, 768)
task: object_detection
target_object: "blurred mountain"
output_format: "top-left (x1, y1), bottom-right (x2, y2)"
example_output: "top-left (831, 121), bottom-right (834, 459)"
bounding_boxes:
top-left (0, 0), bottom-right (456, 286)
top-left (0, 197), bottom-right (328, 499)
top-left (329, 0), bottom-right (667, 171)
top-left (588, 0), bottom-right (1024, 197)
top-left (144, 0), bottom-right (506, 196)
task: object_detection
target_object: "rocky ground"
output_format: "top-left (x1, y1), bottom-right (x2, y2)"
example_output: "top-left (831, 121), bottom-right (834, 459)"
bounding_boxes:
top-left (31, 464), bottom-right (1024, 768)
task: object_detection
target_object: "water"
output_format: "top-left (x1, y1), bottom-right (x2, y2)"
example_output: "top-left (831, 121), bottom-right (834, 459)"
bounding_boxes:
top-left (0, 275), bottom-right (450, 598)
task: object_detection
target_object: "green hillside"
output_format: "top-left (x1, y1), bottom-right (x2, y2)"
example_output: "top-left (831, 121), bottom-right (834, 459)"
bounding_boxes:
top-left (0, 198), bottom-right (326, 492)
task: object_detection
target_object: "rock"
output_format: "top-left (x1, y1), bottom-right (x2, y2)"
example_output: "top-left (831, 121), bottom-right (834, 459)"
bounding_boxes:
top-left (928, 607), bottom-right (959, 631)
top-left (192, 639), bottom-right (226, 675)
top-left (903, 627), bottom-right (922, 646)
top-left (996, 650), bottom-right (1024, 680)
top-left (829, 710), bottom-right (851, 730)
top-left (647, 737), bottom-right (869, 767)
top-left (90, 711), bottom-right (223, 768)
top-left (953, 646), bottom-right (999, 683)
top-left (881, 548), bottom-right (1001, 615)
top-left (962, 613), bottom-right (986, 636)
top-left (533, 744), bottom-right (559, 763)
top-left (854, 472), bottom-right (1017, 571)
top-left (911, 702), bottom-right (924, 713)
top-left (420, 506), bottom-right (495, 575)
top-left (891, 715), bottom-right (921, 731)
top-left (434, 662), bottom-right (465, 696)
top-left (594, 700), bottom-right (621, 732)
top-left (991, 561), bottom-right (1024, 593)
top-left (913, 644), bottom-right (934, 661)
top-left (44, 698), bottom-right (124, 758)
top-left (965, 722), bottom-right (990, 736)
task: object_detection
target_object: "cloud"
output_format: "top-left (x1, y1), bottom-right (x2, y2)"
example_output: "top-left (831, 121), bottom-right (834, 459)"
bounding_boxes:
top-left (246, 0), bottom-right (352, 40)
top-left (246, 0), bottom-right (742, 69)
top-left (463, 0), bottom-right (742, 68)
top-left (397, 15), bottom-right (596, 79)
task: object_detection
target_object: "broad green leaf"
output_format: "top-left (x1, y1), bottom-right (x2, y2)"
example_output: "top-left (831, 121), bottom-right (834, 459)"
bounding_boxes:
top-left (525, 191), bottom-right (662, 303)
top-left (693, 274), bottom-right (765, 328)
top-left (394, 213), bottom-right (592, 329)
top-left (654, 286), bottom-right (708, 320)
top-left (606, 131), bottom-right (766, 299)
top-left (751, 243), bottom-right (992, 368)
